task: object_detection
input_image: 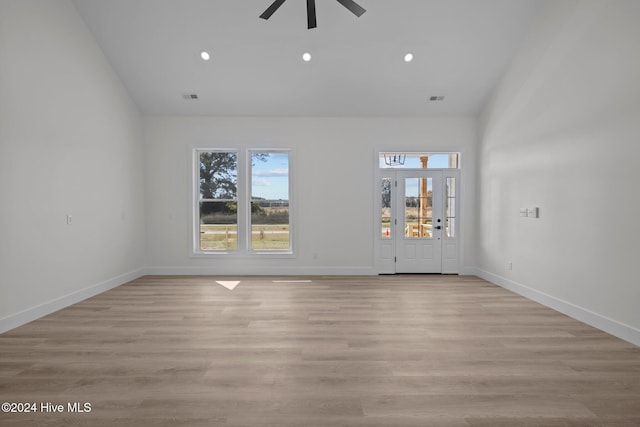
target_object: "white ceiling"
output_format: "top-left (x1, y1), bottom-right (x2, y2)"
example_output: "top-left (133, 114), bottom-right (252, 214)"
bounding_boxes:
top-left (72, 0), bottom-right (540, 116)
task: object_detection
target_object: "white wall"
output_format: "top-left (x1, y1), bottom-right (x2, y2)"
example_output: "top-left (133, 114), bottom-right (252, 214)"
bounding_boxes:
top-left (477, 0), bottom-right (640, 344)
top-left (144, 117), bottom-right (477, 275)
top-left (0, 0), bottom-right (146, 332)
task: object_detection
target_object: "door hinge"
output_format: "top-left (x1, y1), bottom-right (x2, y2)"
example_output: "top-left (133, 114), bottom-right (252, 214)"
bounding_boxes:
top-left (394, 256), bottom-right (397, 262)
top-left (394, 219), bottom-right (397, 225)
top-left (394, 180), bottom-right (397, 187)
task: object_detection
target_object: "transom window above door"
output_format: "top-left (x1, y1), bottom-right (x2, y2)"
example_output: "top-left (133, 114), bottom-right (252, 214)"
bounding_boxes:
top-left (379, 152), bottom-right (460, 169)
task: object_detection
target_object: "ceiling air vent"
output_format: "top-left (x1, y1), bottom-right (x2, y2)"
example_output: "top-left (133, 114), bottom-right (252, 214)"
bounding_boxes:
top-left (182, 93), bottom-right (199, 100)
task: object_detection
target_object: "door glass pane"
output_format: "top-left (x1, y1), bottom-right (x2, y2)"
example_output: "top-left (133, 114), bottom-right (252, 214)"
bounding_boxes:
top-left (250, 152), bottom-right (290, 251)
top-left (446, 177), bottom-right (456, 238)
top-left (446, 198), bottom-right (456, 218)
top-left (447, 217), bottom-right (456, 239)
top-left (405, 177), bottom-right (432, 239)
top-left (199, 151), bottom-right (238, 250)
top-left (381, 178), bottom-right (391, 238)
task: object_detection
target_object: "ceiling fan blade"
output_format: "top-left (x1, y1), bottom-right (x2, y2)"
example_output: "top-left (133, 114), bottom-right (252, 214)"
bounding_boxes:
top-left (335, 0), bottom-right (366, 17)
top-left (260, 0), bottom-right (287, 20)
top-left (307, 0), bottom-right (317, 29)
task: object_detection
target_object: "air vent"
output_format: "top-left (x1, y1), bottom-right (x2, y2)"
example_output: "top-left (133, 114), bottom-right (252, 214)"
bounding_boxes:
top-left (429, 96), bottom-right (445, 101)
top-left (182, 93), bottom-right (199, 100)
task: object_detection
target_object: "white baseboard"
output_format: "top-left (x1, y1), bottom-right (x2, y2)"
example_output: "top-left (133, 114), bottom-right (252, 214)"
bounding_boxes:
top-left (475, 268), bottom-right (640, 347)
top-left (0, 268), bottom-right (146, 334)
top-left (145, 265), bottom-right (378, 276)
top-left (459, 266), bottom-right (478, 276)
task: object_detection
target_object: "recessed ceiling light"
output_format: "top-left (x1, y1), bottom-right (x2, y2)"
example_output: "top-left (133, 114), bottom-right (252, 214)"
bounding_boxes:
top-left (302, 52), bottom-right (312, 62)
top-left (200, 50), bottom-right (211, 61)
top-left (404, 53), bottom-right (414, 63)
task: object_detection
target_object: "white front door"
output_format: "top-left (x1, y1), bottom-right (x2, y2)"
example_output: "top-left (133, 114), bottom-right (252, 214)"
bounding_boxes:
top-left (377, 169), bottom-right (459, 274)
top-left (395, 171), bottom-right (444, 273)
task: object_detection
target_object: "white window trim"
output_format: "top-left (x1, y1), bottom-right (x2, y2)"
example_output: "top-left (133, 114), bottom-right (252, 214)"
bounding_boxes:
top-left (190, 147), bottom-right (294, 258)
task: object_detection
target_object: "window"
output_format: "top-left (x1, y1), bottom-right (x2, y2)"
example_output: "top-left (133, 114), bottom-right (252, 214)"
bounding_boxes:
top-left (193, 149), bottom-right (292, 255)
top-left (379, 152), bottom-right (459, 169)
top-left (380, 177), bottom-right (392, 238)
top-left (197, 151), bottom-right (238, 251)
top-left (250, 151), bottom-right (290, 251)
top-left (445, 177), bottom-right (456, 238)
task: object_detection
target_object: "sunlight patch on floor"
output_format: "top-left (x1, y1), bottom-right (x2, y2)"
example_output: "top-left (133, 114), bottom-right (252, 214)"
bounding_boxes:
top-left (215, 281), bottom-right (240, 290)
top-left (272, 280), bottom-right (313, 283)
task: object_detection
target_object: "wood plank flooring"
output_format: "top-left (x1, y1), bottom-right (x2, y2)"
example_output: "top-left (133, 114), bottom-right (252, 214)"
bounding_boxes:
top-left (1, 275), bottom-right (639, 426)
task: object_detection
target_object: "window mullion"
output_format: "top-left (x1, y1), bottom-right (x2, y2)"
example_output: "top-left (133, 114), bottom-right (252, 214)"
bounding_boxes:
top-left (236, 150), bottom-right (249, 254)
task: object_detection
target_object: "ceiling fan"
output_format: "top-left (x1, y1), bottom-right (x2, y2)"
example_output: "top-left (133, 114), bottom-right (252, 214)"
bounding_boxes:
top-left (260, 0), bottom-right (366, 29)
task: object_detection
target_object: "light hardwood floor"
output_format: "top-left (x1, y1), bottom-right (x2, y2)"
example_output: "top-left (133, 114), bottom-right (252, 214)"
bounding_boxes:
top-left (1, 275), bottom-right (639, 426)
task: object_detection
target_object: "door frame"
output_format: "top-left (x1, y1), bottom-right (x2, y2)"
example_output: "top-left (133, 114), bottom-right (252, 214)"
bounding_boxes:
top-left (375, 160), bottom-right (461, 275)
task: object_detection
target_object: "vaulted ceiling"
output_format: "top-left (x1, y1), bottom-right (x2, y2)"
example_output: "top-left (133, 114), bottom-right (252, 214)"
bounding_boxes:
top-left (72, 0), bottom-right (540, 116)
